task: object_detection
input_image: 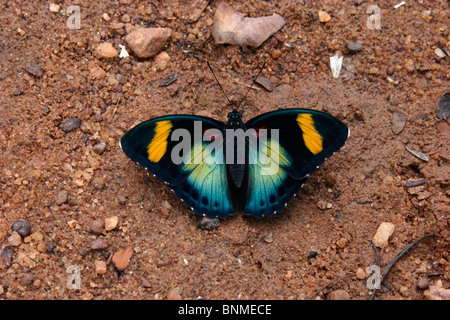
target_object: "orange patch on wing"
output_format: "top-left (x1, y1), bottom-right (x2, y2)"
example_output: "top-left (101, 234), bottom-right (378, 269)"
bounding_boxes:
top-left (147, 120), bottom-right (172, 162)
top-left (296, 114), bottom-right (323, 155)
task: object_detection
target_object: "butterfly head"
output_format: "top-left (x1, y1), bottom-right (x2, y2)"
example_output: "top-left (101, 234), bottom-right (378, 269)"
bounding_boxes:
top-left (226, 109), bottom-right (244, 129)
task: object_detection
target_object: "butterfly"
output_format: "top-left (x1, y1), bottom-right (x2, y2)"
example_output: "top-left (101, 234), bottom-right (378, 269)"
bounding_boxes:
top-left (120, 65), bottom-right (349, 219)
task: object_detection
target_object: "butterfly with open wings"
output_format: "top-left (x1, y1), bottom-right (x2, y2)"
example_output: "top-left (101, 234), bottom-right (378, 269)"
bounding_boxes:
top-left (120, 63), bottom-right (349, 219)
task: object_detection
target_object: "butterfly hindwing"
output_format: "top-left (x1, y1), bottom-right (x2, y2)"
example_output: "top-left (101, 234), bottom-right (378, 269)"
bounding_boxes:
top-left (172, 142), bottom-right (237, 218)
top-left (244, 137), bottom-right (307, 217)
top-left (245, 109), bottom-right (349, 180)
top-left (120, 115), bottom-right (237, 217)
top-left (242, 108), bottom-right (348, 217)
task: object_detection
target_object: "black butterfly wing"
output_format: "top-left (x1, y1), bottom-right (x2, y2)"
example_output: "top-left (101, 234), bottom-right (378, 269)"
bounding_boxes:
top-left (243, 109), bottom-right (349, 217)
top-left (120, 115), bottom-right (238, 218)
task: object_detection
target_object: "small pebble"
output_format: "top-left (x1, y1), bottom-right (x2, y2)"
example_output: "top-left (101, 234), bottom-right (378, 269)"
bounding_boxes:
top-left (55, 190), bottom-right (68, 205)
top-left (271, 49), bottom-right (282, 59)
top-left (356, 267), bottom-right (366, 279)
top-left (262, 231), bottom-right (273, 243)
top-left (198, 217), bottom-right (220, 230)
top-left (407, 185), bottom-right (424, 195)
top-left (404, 59), bottom-right (415, 73)
top-left (116, 74), bottom-right (127, 84)
top-left (346, 40), bottom-right (362, 53)
top-left (46, 241), bottom-right (56, 253)
top-left (436, 121), bottom-right (450, 136)
top-left (121, 14), bottom-right (131, 23)
top-left (285, 270), bottom-right (294, 279)
top-left (434, 47), bottom-right (446, 58)
top-left (81, 292), bottom-right (94, 300)
top-left (416, 278), bottom-right (429, 290)
top-left (24, 62), bottom-right (45, 78)
top-left (95, 260), bottom-right (107, 275)
top-left (92, 142), bottom-right (106, 155)
top-left (49, 3), bottom-right (60, 13)
top-left (318, 11), bottom-right (331, 23)
top-left (1, 246), bottom-right (14, 266)
top-left (90, 219), bottom-right (105, 235)
top-left (8, 231), bottom-right (22, 247)
top-left (11, 219), bottom-right (32, 237)
top-left (33, 279), bottom-right (41, 289)
top-left (125, 28), bottom-right (172, 58)
top-left (436, 92), bottom-right (450, 120)
top-left (424, 280), bottom-right (450, 300)
top-left (30, 231), bottom-right (43, 242)
top-left (92, 177), bottom-right (106, 190)
top-left (90, 66), bottom-right (106, 79)
top-left (105, 216), bottom-right (119, 231)
top-left (160, 72), bottom-right (178, 87)
top-left (61, 118), bottom-right (81, 132)
top-left (212, 3), bottom-right (285, 49)
top-left (107, 76), bottom-right (119, 87)
top-left (112, 245), bottom-right (134, 270)
top-left (391, 110), bottom-right (406, 134)
top-left (336, 237), bottom-right (347, 248)
top-left (154, 51), bottom-right (170, 70)
top-left (17, 28), bottom-right (25, 36)
top-left (167, 287), bottom-right (182, 300)
top-left (90, 238), bottom-right (108, 250)
top-left (20, 273), bottom-right (34, 286)
top-left (403, 178), bottom-right (427, 188)
top-left (117, 194), bottom-right (127, 205)
top-left (368, 67), bottom-right (379, 75)
top-left (102, 13), bottom-right (110, 21)
top-left (95, 42), bottom-right (119, 58)
top-left (316, 199), bottom-right (329, 210)
top-left (67, 219), bottom-right (77, 228)
top-left (255, 76), bottom-right (274, 92)
top-left (327, 289), bottom-right (350, 300)
top-left (373, 222), bottom-right (395, 248)
top-left (417, 191), bottom-right (431, 200)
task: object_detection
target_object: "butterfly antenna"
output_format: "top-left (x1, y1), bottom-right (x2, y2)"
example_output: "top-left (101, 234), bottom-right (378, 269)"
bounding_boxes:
top-left (237, 60), bottom-right (267, 113)
top-left (206, 61), bottom-right (232, 107)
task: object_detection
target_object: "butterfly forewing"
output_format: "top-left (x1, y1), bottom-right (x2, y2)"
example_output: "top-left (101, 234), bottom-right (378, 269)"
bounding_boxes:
top-left (120, 115), bottom-right (238, 217)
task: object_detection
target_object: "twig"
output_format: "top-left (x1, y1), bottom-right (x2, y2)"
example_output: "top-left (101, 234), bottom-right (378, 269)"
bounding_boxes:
top-left (371, 241), bottom-right (381, 268)
top-left (233, 79), bottom-right (261, 91)
top-left (0, 35), bottom-right (28, 57)
top-left (369, 232), bottom-right (436, 300)
top-left (307, 273), bottom-right (356, 300)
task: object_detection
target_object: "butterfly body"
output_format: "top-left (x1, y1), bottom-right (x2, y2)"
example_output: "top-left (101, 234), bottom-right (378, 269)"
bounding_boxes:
top-left (120, 108), bottom-right (349, 218)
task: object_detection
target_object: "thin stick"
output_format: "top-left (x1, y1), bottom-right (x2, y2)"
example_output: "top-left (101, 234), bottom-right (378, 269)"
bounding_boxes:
top-left (369, 232), bottom-right (436, 300)
top-left (233, 79), bottom-right (261, 90)
top-left (371, 241), bottom-right (381, 268)
top-left (307, 273), bottom-right (356, 300)
top-left (0, 35), bottom-right (27, 57)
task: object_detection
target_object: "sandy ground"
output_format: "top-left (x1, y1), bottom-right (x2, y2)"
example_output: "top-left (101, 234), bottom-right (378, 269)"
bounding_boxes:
top-left (0, 0), bottom-right (448, 300)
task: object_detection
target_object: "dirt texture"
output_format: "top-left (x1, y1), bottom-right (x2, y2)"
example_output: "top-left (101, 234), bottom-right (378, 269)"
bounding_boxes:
top-left (0, 0), bottom-right (449, 300)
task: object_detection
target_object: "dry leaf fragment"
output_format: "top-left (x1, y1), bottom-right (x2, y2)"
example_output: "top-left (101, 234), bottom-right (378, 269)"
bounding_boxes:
top-left (212, 3), bottom-right (285, 49)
